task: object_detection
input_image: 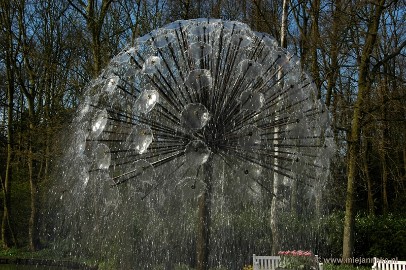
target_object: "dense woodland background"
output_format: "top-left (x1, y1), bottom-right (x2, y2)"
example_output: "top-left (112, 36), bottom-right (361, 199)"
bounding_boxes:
top-left (0, 0), bottom-right (405, 263)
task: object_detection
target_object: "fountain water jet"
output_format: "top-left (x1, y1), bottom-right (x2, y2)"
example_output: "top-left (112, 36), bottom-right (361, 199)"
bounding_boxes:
top-left (44, 18), bottom-right (335, 269)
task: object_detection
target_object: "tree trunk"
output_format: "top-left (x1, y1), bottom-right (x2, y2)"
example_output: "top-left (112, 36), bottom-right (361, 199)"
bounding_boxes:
top-left (325, 0), bottom-right (341, 108)
top-left (380, 63), bottom-right (389, 215)
top-left (2, 62), bottom-right (16, 249)
top-left (280, 0), bottom-right (288, 49)
top-left (27, 95), bottom-right (40, 251)
top-left (299, 2), bottom-right (309, 70)
top-left (380, 146), bottom-right (389, 215)
top-left (1, 0), bottom-right (17, 248)
top-left (271, 0), bottom-right (289, 254)
top-left (362, 137), bottom-right (375, 216)
top-left (342, 0), bottom-right (386, 261)
top-left (287, 0), bottom-right (298, 211)
top-left (290, 182), bottom-right (298, 216)
top-left (404, 146), bottom-right (406, 183)
top-left (211, 0), bottom-right (222, 18)
top-left (196, 156), bottom-right (213, 270)
top-left (310, 0), bottom-right (322, 98)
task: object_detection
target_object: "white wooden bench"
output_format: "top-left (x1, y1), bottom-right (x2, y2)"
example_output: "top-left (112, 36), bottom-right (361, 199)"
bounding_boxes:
top-left (253, 255), bottom-right (281, 270)
top-left (372, 257), bottom-right (406, 270)
top-left (253, 254), bottom-right (323, 270)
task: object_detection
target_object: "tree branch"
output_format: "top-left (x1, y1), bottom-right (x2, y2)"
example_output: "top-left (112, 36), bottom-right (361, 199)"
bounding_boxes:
top-left (67, 0), bottom-right (89, 20)
top-left (372, 39), bottom-right (406, 73)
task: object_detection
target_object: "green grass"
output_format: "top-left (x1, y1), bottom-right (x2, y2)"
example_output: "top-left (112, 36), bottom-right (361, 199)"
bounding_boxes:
top-left (324, 263), bottom-right (371, 270)
top-left (0, 247), bottom-right (62, 259)
top-left (0, 247), bottom-right (98, 269)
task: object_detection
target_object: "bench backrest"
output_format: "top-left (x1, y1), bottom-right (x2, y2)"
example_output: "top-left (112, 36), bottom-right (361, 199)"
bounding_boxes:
top-left (373, 258), bottom-right (406, 270)
top-left (253, 255), bottom-right (281, 270)
top-left (253, 254), bottom-right (323, 270)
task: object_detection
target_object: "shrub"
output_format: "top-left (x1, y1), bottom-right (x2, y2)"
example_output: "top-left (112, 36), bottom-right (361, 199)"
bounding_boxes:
top-left (355, 214), bottom-right (406, 259)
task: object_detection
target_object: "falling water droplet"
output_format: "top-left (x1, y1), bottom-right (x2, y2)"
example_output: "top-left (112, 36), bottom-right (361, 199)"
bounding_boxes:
top-left (126, 125), bottom-right (153, 154)
top-left (238, 125), bottom-right (262, 150)
top-left (91, 109), bottom-right (108, 138)
top-left (240, 90), bottom-right (265, 111)
top-left (75, 130), bottom-right (87, 154)
top-left (189, 42), bottom-right (212, 59)
top-left (184, 140), bottom-right (211, 166)
top-left (163, 20), bottom-right (186, 30)
top-left (103, 76), bottom-right (120, 94)
top-left (181, 103), bottom-right (210, 130)
top-left (78, 97), bottom-right (91, 120)
top-left (230, 34), bottom-right (252, 48)
top-left (188, 23), bottom-right (215, 36)
top-left (82, 167), bottom-right (90, 187)
top-left (121, 160), bottom-right (157, 197)
top-left (185, 69), bottom-right (212, 91)
top-left (238, 59), bottom-right (262, 79)
top-left (174, 176), bottom-right (204, 200)
top-left (142, 56), bottom-right (161, 75)
top-left (134, 88), bottom-right (159, 114)
top-left (153, 32), bottom-right (175, 48)
top-left (94, 143), bottom-right (111, 170)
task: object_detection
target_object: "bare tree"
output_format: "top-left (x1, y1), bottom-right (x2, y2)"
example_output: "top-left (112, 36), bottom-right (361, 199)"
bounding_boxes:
top-left (67, 0), bottom-right (113, 77)
top-left (342, 0), bottom-right (387, 260)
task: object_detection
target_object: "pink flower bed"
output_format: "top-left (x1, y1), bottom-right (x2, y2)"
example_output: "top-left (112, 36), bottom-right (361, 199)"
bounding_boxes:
top-left (277, 250), bottom-right (317, 270)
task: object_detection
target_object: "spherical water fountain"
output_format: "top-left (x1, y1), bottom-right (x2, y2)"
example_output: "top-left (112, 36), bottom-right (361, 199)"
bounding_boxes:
top-left (45, 18), bottom-right (334, 270)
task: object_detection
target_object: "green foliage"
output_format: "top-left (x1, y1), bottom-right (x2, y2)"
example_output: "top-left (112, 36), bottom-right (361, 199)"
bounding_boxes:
top-left (0, 166), bottom-right (31, 247)
top-left (149, 264), bottom-right (229, 270)
top-left (317, 211), bottom-right (345, 258)
top-left (278, 211), bottom-right (406, 260)
top-left (152, 264), bottom-right (165, 270)
top-left (0, 247), bottom-right (67, 259)
top-left (355, 214), bottom-right (406, 259)
top-left (276, 211), bottom-right (344, 256)
top-left (174, 263), bottom-right (194, 270)
top-left (0, 247), bottom-right (99, 269)
top-left (0, 247), bottom-right (21, 257)
top-left (323, 263), bottom-right (370, 270)
top-left (208, 267), bottom-right (228, 270)
top-left (97, 260), bottom-right (118, 270)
